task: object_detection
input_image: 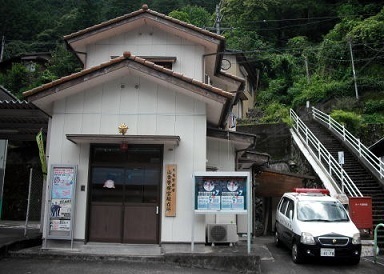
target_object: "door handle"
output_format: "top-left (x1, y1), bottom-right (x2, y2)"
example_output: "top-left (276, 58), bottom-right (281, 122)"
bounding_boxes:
top-left (156, 206), bottom-right (159, 215)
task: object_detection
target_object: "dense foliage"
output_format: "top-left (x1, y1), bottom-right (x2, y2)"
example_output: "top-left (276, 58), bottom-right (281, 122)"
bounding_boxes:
top-left (0, 0), bottom-right (383, 139)
top-left (220, 0), bottom-right (384, 132)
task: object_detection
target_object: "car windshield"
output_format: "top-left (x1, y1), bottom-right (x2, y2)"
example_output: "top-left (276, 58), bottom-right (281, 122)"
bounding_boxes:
top-left (297, 200), bottom-right (349, 222)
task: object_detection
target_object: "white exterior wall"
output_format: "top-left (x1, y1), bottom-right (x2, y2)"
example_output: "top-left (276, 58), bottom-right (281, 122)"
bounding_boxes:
top-left (225, 54), bottom-right (255, 119)
top-left (86, 25), bottom-right (205, 82)
top-left (206, 138), bottom-right (236, 171)
top-left (45, 74), bottom-right (208, 242)
top-left (206, 138), bottom-right (237, 225)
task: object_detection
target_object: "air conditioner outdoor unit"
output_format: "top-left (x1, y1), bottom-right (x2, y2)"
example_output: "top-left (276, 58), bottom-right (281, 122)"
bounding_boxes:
top-left (207, 224), bottom-right (238, 246)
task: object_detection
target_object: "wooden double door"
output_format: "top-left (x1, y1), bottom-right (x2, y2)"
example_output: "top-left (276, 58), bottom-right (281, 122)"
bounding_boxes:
top-left (88, 145), bottom-right (162, 244)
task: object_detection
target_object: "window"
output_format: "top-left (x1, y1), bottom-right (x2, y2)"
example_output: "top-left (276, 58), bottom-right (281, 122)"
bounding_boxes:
top-left (140, 56), bottom-right (176, 70)
top-left (279, 197), bottom-right (290, 215)
top-left (25, 62), bottom-right (36, 72)
top-left (286, 200), bottom-right (294, 218)
top-left (298, 201), bottom-right (349, 222)
top-left (90, 145), bottom-right (163, 204)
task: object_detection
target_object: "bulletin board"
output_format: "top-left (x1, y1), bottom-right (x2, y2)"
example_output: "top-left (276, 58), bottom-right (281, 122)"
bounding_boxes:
top-left (191, 171), bottom-right (252, 254)
top-left (194, 171), bottom-right (249, 214)
top-left (46, 165), bottom-right (77, 241)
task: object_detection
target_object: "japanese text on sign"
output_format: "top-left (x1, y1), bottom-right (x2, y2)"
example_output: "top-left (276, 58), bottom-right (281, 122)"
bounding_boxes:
top-left (165, 165), bottom-right (177, 217)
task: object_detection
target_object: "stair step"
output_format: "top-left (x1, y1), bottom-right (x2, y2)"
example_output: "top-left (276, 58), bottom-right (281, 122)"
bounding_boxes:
top-left (354, 179), bottom-right (379, 182)
top-left (358, 187), bottom-right (383, 191)
top-left (372, 202), bottom-right (384, 206)
top-left (301, 119), bottom-right (384, 236)
top-left (354, 186), bottom-right (380, 189)
top-left (353, 183), bottom-right (379, 187)
top-left (345, 170), bottom-right (371, 174)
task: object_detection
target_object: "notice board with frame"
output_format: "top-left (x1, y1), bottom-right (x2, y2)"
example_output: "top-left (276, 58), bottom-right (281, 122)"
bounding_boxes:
top-left (45, 165), bottom-right (77, 242)
top-left (193, 171), bottom-right (250, 214)
top-left (191, 171), bottom-right (252, 254)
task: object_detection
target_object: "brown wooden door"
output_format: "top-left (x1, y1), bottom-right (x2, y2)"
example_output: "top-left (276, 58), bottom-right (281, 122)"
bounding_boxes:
top-left (123, 204), bottom-right (158, 243)
top-left (123, 167), bottom-right (160, 243)
top-left (89, 202), bottom-right (123, 242)
top-left (89, 167), bottom-right (125, 242)
top-left (88, 146), bottom-right (162, 244)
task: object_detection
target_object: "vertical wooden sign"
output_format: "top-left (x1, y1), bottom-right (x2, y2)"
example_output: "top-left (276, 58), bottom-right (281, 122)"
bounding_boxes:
top-left (165, 164), bottom-right (177, 217)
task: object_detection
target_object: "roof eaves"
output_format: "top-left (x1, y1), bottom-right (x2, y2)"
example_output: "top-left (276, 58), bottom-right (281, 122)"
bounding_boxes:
top-left (23, 52), bottom-right (233, 102)
top-left (219, 70), bottom-right (245, 84)
top-left (23, 55), bottom-right (126, 98)
top-left (64, 4), bottom-right (225, 43)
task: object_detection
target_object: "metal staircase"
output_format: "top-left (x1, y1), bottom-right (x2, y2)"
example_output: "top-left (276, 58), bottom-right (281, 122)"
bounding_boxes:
top-left (291, 107), bottom-right (384, 249)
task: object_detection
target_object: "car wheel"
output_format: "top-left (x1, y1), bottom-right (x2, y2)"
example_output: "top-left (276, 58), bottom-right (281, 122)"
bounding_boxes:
top-left (274, 231), bottom-right (281, 247)
top-left (291, 242), bottom-right (303, 264)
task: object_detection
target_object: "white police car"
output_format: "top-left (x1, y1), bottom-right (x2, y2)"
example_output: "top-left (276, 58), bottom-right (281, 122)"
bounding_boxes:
top-left (275, 188), bottom-right (361, 264)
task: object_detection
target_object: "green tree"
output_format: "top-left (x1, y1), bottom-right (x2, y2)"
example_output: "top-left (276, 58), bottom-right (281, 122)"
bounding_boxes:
top-left (0, 63), bottom-right (29, 99)
top-left (46, 44), bottom-right (81, 79)
top-left (103, 0), bottom-right (147, 19)
top-left (169, 5), bottom-right (213, 28)
top-left (152, 0), bottom-right (186, 14)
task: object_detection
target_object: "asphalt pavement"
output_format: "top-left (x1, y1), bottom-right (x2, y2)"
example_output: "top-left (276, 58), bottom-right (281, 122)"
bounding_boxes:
top-left (0, 221), bottom-right (42, 258)
top-left (1, 221), bottom-right (384, 274)
top-left (0, 221), bottom-right (262, 273)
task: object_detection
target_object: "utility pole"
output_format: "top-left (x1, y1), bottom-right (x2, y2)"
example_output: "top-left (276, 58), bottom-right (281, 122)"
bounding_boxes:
top-left (214, 4), bottom-right (221, 35)
top-left (206, 2), bottom-right (230, 35)
top-left (0, 36), bottom-right (5, 62)
top-left (303, 54), bottom-right (310, 83)
top-left (348, 39), bottom-right (359, 100)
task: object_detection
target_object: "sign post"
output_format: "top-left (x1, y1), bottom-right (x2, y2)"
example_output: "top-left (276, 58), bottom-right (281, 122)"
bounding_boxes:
top-left (338, 151), bottom-right (345, 192)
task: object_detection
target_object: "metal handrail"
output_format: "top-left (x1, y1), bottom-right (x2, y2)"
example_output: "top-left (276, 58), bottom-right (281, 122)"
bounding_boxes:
top-left (312, 107), bottom-right (384, 180)
top-left (290, 109), bottom-right (362, 197)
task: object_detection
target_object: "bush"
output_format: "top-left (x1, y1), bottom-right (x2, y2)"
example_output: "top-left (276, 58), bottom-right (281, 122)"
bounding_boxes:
top-left (362, 114), bottom-right (384, 124)
top-left (364, 100), bottom-right (384, 114)
top-left (330, 109), bottom-right (362, 135)
top-left (259, 102), bottom-right (290, 124)
top-left (289, 74), bottom-right (354, 108)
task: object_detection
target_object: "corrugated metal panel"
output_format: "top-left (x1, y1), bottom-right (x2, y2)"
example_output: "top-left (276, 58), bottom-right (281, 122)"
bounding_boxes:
top-left (0, 88), bottom-right (49, 141)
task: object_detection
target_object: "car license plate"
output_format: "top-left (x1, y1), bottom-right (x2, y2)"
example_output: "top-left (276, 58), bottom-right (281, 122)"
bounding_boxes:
top-left (321, 248), bottom-right (335, 257)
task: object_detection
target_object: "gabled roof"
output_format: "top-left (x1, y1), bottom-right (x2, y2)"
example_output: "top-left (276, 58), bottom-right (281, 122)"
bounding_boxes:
top-left (64, 4), bottom-right (225, 67)
top-left (23, 52), bottom-right (235, 128)
top-left (63, 4), bottom-right (245, 95)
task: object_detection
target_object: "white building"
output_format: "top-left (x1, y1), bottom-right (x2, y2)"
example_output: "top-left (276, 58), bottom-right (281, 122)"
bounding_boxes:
top-left (23, 5), bottom-right (257, 248)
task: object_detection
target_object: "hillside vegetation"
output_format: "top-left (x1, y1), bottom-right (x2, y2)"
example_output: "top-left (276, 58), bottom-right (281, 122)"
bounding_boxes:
top-left (0, 0), bottom-right (383, 142)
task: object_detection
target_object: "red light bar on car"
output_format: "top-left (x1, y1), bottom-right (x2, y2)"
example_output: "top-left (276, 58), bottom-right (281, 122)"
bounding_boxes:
top-left (294, 188), bottom-right (330, 195)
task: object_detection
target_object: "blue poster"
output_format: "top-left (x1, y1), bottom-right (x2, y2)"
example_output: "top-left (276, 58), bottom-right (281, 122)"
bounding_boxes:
top-left (195, 176), bottom-right (246, 211)
top-left (51, 168), bottom-right (75, 199)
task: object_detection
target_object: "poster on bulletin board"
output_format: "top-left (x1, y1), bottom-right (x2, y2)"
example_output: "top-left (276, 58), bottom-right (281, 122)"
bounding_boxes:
top-left (193, 171), bottom-right (250, 214)
top-left (192, 171), bottom-right (252, 254)
top-left (46, 165), bottom-right (77, 240)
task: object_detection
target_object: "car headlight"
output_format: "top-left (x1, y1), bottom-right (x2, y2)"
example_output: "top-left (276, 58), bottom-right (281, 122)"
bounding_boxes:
top-left (301, 232), bottom-right (315, 245)
top-left (352, 233), bottom-right (361, 245)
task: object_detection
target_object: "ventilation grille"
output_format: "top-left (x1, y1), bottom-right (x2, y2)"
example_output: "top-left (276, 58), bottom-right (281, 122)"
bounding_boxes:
top-left (210, 225), bottom-right (227, 242)
top-left (207, 224), bottom-right (238, 244)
